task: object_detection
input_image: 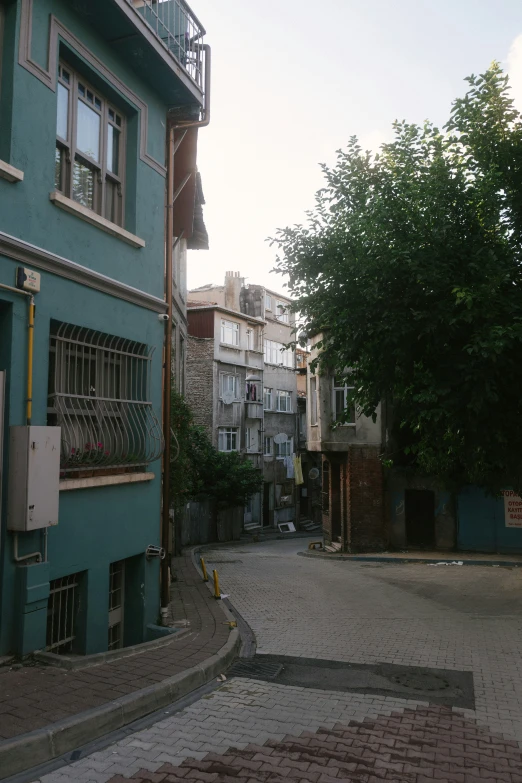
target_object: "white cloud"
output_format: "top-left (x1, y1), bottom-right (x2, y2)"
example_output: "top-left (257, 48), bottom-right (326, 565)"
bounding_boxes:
top-left (507, 34), bottom-right (522, 112)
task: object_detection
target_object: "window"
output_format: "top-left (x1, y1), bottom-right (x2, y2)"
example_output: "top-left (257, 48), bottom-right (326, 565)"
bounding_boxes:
top-left (221, 319), bottom-right (239, 346)
top-left (276, 301), bottom-right (289, 323)
top-left (310, 376), bottom-right (318, 425)
top-left (246, 328), bottom-right (254, 350)
top-left (264, 436), bottom-right (273, 456)
top-left (263, 387), bottom-right (273, 410)
top-left (264, 339), bottom-right (294, 368)
top-left (220, 373), bottom-right (239, 400)
top-left (333, 376), bottom-right (356, 424)
top-left (47, 322), bottom-right (163, 476)
top-left (218, 427), bottom-right (238, 452)
top-left (275, 437), bottom-right (293, 458)
top-left (245, 427), bottom-right (258, 452)
top-left (55, 63), bottom-right (125, 226)
top-left (265, 293), bottom-right (272, 310)
top-left (108, 560), bottom-right (125, 651)
top-left (277, 390), bottom-right (292, 413)
top-left (46, 572), bottom-right (81, 654)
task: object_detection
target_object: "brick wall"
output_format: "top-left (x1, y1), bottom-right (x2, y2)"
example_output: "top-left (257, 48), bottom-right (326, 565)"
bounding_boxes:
top-left (347, 445), bottom-right (385, 551)
top-left (185, 336), bottom-right (214, 437)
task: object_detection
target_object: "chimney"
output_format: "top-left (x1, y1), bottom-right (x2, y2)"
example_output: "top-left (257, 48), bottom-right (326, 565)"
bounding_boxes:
top-left (224, 271), bottom-right (244, 312)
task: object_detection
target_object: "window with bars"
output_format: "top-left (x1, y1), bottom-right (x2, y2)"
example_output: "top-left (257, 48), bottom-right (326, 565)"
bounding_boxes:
top-left (333, 376), bottom-right (356, 424)
top-left (220, 373), bottom-right (239, 400)
top-left (47, 322), bottom-right (163, 476)
top-left (55, 63), bottom-right (125, 226)
top-left (218, 427), bottom-right (238, 452)
top-left (220, 319), bottom-right (239, 346)
top-left (46, 572), bottom-right (82, 654)
top-left (108, 560), bottom-right (125, 651)
top-left (277, 390), bottom-right (292, 413)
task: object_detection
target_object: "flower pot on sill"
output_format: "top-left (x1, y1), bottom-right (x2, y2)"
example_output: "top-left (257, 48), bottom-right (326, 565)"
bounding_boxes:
top-left (77, 469), bottom-right (94, 479)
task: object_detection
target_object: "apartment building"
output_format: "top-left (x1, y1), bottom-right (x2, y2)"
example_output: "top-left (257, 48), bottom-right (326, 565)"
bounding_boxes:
top-left (186, 272), bottom-right (299, 529)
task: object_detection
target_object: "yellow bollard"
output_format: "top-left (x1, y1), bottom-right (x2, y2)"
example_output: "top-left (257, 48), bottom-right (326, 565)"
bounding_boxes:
top-left (200, 556), bottom-right (209, 582)
top-left (213, 569), bottom-right (221, 600)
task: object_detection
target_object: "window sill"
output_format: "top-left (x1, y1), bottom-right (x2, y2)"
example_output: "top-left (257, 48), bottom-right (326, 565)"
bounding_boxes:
top-left (219, 342), bottom-right (240, 351)
top-left (49, 191), bottom-right (145, 248)
top-left (0, 159), bottom-right (24, 183)
top-left (60, 471), bottom-right (155, 491)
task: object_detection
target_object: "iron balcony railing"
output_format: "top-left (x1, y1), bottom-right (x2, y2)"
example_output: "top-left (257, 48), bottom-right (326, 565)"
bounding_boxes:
top-left (128, 0), bottom-right (206, 91)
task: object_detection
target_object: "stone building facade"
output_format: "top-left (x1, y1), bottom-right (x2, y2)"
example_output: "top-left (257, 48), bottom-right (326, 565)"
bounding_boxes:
top-left (187, 272), bottom-right (299, 530)
top-left (306, 334), bottom-right (386, 551)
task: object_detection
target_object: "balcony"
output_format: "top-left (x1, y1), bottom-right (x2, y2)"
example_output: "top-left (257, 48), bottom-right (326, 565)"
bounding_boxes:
top-left (246, 401), bottom-right (264, 420)
top-left (128, 0), bottom-right (206, 92)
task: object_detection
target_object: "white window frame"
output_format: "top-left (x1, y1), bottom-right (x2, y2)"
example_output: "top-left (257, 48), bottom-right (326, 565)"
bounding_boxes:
top-left (221, 319), bottom-right (239, 346)
top-left (333, 377), bottom-right (356, 425)
top-left (310, 376), bottom-right (318, 426)
top-left (276, 390), bottom-right (292, 413)
top-left (220, 373), bottom-right (239, 400)
top-left (264, 436), bottom-right (273, 456)
top-left (276, 301), bottom-right (289, 323)
top-left (264, 339), bottom-right (294, 368)
top-left (246, 328), bottom-right (254, 350)
top-left (275, 437), bottom-right (293, 459)
top-left (218, 427), bottom-right (239, 452)
top-left (265, 293), bottom-right (272, 310)
top-left (263, 387), bottom-right (273, 410)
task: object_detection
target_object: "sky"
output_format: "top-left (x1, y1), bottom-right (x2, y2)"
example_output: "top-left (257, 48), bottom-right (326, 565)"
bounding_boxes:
top-left (188, 0), bottom-right (522, 296)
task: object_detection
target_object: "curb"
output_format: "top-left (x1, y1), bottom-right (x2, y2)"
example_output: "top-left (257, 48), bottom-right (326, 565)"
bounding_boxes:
top-left (297, 551), bottom-right (522, 567)
top-left (0, 580), bottom-right (240, 779)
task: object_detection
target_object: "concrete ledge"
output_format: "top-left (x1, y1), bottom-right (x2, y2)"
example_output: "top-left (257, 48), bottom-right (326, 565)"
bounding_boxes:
top-left (297, 551), bottom-right (522, 567)
top-left (0, 159), bottom-right (24, 183)
top-left (34, 626), bottom-right (190, 670)
top-left (0, 624), bottom-right (240, 779)
top-left (50, 191), bottom-right (145, 248)
top-left (60, 471), bottom-right (155, 492)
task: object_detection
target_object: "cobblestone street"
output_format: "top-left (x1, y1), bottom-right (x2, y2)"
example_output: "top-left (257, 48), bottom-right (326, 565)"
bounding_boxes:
top-left (31, 539), bottom-right (522, 782)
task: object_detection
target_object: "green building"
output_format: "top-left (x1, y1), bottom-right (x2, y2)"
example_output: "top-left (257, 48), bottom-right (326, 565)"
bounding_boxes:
top-left (0, 0), bottom-right (209, 656)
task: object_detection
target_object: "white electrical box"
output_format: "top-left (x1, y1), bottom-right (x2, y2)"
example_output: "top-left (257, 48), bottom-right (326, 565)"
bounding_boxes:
top-left (7, 426), bottom-right (61, 531)
top-left (16, 267), bottom-right (41, 293)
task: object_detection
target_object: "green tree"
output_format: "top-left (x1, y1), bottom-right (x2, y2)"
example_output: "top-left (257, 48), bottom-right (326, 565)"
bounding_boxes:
top-left (170, 391), bottom-right (263, 511)
top-left (271, 64), bottom-right (522, 494)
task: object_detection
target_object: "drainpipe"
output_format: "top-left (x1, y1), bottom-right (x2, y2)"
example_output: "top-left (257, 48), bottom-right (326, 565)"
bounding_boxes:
top-left (160, 45), bottom-right (212, 619)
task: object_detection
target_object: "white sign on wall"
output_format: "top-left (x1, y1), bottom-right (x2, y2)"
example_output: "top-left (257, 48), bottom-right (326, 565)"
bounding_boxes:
top-left (502, 490), bottom-right (522, 528)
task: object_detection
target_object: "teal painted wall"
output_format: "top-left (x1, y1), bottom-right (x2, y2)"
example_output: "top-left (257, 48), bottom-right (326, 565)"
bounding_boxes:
top-left (4, 0), bottom-right (167, 299)
top-left (0, 0), bottom-right (173, 655)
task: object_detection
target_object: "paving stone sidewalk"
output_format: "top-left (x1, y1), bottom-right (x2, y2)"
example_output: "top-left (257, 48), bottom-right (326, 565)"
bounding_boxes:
top-left (0, 554), bottom-right (229, 741)
top-left (27, 539), bottom-right (522, 783)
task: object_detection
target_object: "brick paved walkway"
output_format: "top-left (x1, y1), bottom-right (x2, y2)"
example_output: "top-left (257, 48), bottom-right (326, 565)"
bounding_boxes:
top-left (0, 554), bottom-right (229, 741)
top-left (29, 539), bottom-right (522, 782)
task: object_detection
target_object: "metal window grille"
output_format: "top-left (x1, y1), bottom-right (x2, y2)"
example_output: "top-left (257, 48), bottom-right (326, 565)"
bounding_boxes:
top-left (46, 573), bottom-right (80, 654)
top-left (48, 322), bottom-right (163, 476)
top-left (108, 560), bottom-right (125, 651)
top-left (128, 0), bottom-right (206, 90)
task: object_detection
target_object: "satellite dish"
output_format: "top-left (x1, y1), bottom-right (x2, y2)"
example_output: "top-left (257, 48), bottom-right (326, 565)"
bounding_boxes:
top-left (309, 467), bottom-right (320, 480)
top-left (222, 390), bottom-right (235, 405)
top-left (273, 433), bottom-right (288, 445)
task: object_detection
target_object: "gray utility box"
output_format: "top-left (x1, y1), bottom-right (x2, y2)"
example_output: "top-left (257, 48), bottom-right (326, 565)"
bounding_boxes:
top-left (7, 426), bottom-right (61, 531)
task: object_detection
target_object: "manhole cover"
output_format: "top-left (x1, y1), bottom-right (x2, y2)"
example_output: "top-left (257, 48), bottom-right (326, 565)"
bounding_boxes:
top-left (227, 660), bottom-right (283, 680)
top-left (391, 672), bottom-right (450, 691)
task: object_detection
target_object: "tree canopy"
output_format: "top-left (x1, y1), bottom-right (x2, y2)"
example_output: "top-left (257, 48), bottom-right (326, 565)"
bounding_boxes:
top-left (170, 391), bottom-right (263, 511)
top-left (271, 64), bottom-right (522, 494)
